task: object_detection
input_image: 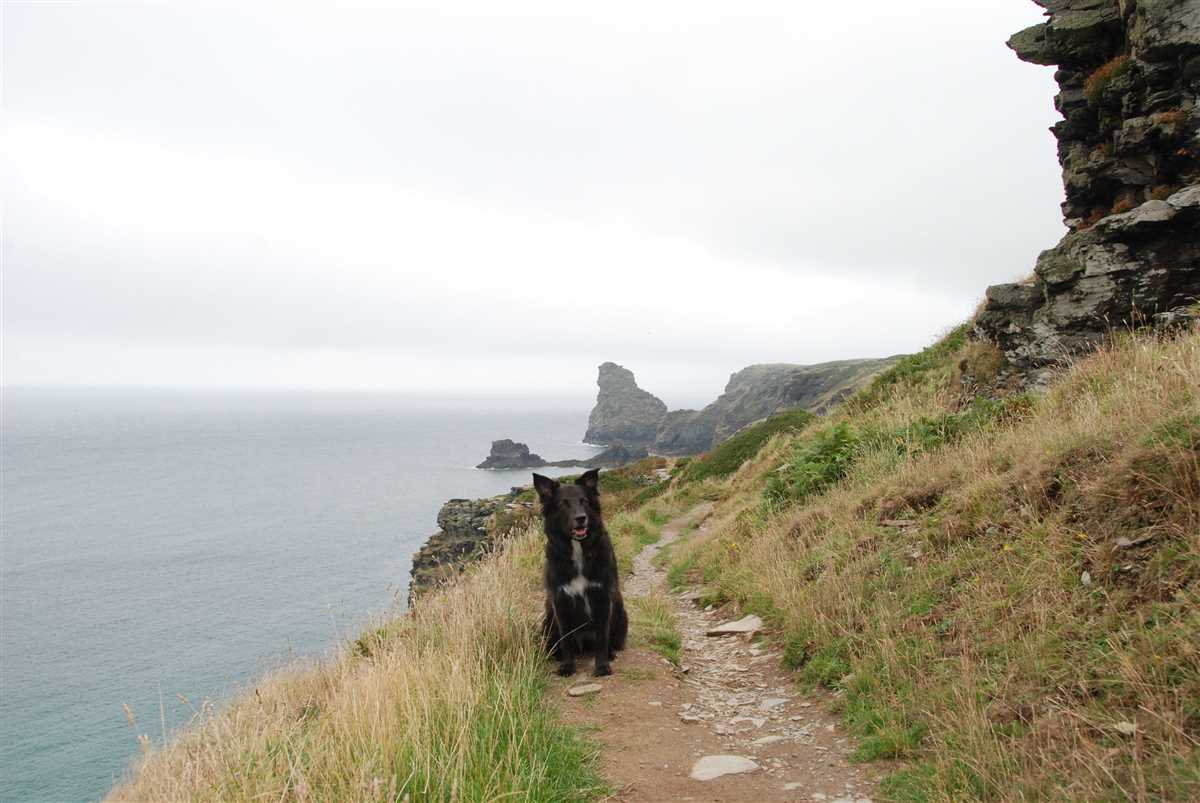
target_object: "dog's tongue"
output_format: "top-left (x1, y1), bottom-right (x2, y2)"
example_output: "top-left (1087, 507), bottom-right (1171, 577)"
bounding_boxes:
top-left (572, 526), bottom-right (587, 539)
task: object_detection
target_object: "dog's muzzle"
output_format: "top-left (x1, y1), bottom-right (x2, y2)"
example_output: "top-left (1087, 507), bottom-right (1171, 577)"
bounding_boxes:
top-left (571, 526), bottom-right (588, 540)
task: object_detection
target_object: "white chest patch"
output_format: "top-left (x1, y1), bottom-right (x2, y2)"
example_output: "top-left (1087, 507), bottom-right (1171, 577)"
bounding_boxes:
top-left (562, 574), bottom-right (591, 597)
top-left (571, 541), bottom-right (584, 575)
top-left (560, 541), bottom-right (601, 617)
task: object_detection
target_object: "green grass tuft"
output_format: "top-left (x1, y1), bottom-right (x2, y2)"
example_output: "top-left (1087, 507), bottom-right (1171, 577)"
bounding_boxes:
top-left (678, 407), bottom-right (815, 483)
top-left (628, 595), bottom-right (683, 665)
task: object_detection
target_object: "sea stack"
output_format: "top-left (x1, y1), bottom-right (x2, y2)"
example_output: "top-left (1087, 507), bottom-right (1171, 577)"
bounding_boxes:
top-left (583, 362), bottom-right (668, 448)
top-left (475, 439), bottom-right (546, 470)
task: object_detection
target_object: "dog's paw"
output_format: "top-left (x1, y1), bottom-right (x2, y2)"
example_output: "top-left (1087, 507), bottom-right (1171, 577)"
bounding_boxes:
top-left (593, 663), bottom-right (612, 677)
top-left (556, 662), bottom-right (577, 677)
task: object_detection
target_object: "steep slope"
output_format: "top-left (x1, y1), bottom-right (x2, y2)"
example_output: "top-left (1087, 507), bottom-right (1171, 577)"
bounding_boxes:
top-left (654, 324), bottom-right (1200, 800)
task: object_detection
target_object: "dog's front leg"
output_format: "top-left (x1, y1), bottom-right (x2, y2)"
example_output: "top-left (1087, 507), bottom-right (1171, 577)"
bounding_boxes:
top-left (587, 589), bottom-right (613, 677)
top-left (550, 593), bottom-right (577, 676)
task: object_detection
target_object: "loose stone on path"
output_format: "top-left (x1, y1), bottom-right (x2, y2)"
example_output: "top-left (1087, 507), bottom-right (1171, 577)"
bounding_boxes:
top-left (706, 614), bottom-right (763, 637)
top-left (689, 754), bottom-right (761, 781)
top-left (567, 683), bottom-right (602, 697)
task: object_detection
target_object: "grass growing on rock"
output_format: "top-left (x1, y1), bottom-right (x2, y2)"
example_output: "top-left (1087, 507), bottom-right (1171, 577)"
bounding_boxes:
top-left (659, 325), bottom-right (1200, 801)
top-left (1084, 54), bottom-right (1132, 107)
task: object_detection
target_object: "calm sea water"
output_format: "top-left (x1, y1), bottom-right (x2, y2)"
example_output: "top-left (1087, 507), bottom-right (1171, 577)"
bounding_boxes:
top-left (0, 388), bottom-right (600, 802)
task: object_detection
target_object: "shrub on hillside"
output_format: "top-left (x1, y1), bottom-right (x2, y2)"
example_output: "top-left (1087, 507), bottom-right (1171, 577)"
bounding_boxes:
top-left (678, 407), bottom-right (815, 483)
top-left (765, 396), bottom-right (1034, 509)
top-left (764, 421), bottom-right (859, 508)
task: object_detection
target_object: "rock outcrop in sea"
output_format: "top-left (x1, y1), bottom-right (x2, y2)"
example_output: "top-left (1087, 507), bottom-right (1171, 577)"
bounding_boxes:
top-left (978, 0), bottom-right (1200, 384)
top-left (476, 439), bottom-right (650, 470)
top-left (475, 439), bottom-right (546, 469)
top-left (583, 358), bottom-right (899, 456)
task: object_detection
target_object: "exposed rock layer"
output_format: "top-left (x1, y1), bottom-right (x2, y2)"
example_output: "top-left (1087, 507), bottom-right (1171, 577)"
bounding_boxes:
top-left (978, 0), bottom-right (1200, 382)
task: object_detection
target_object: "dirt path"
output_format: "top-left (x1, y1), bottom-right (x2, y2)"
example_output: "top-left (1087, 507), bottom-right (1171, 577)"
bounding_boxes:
top-left (553, 506), bottom-right (878, 802)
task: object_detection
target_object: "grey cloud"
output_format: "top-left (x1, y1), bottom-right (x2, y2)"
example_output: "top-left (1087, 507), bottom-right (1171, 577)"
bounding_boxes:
top-left (3, 1), bottom-right (1062, 392)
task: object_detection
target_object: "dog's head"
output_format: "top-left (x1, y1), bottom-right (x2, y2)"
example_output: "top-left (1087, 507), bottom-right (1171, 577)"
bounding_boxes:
top-left (533, 469), bottom-right (601, 541)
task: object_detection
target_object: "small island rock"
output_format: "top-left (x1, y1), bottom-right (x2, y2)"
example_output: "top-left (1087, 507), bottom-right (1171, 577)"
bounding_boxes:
top-left (476, 439), bottom-right (546, 470)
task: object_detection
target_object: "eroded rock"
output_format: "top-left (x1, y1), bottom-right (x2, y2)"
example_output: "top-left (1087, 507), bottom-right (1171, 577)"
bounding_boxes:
top-left (978, 1), bottom-right (1200, 386)
top-left (408, 492), bottom-right (525, 601)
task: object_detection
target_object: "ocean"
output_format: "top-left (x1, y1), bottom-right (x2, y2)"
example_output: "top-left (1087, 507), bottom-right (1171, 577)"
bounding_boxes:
top-left (0, 388), bottom-right (601, 802)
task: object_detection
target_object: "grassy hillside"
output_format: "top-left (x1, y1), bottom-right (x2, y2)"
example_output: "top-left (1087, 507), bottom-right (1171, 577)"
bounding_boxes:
top-left (111, 325), bottom-right (1199, 802)
top-left (658, 324), bottom-right (1200, 801)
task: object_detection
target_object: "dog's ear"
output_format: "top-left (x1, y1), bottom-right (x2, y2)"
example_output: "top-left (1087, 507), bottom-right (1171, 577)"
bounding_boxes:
top-left (532, 473), bottom-right (559, 505)
top-left (575, 468), bottom-right (601, 497)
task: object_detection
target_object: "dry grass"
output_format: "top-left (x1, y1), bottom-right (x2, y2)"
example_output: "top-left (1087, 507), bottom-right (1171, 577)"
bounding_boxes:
top-left (662, 326), bottom-right (1200, 801)
top-left (1084, 55), bottom-right (1132, 107)
top-left (108, 526), bottom-right (606, 802)
top-left (1150, 184), bottom-right (1179, 201)
top-left (1151, 109), bottom-right (1188, 128)
top-left (1111, 195), bottom-right (1137, 215)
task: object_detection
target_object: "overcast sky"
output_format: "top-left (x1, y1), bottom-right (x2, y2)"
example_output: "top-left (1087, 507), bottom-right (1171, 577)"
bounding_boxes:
top-left (2, 0), bottom-right (1062, 403)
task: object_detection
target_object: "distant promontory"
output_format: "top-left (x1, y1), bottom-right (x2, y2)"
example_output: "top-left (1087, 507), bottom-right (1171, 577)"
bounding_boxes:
top-left (582, 357), bottom-right (901, 455)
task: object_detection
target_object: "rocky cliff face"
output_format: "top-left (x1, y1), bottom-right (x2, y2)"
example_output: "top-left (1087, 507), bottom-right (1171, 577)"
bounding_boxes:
top-left (978, 0), bottom-right (1200, 383)
top-left (583, 362), bottom-right (669, 447)
top-left (583, 358), bottom-right (898, 456)
top-left (408, 492), bottom-right (532, 601)
top-left (652, 358), bottom-right (899, 455)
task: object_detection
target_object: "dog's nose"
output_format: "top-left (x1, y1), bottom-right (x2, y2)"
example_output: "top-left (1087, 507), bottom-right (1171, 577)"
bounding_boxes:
top-left (575, 515), bottom-right (587, 526)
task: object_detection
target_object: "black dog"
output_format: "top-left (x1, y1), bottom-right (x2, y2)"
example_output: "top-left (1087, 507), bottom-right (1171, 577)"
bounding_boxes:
top-left (534, 468), bottom-right (628, 677)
